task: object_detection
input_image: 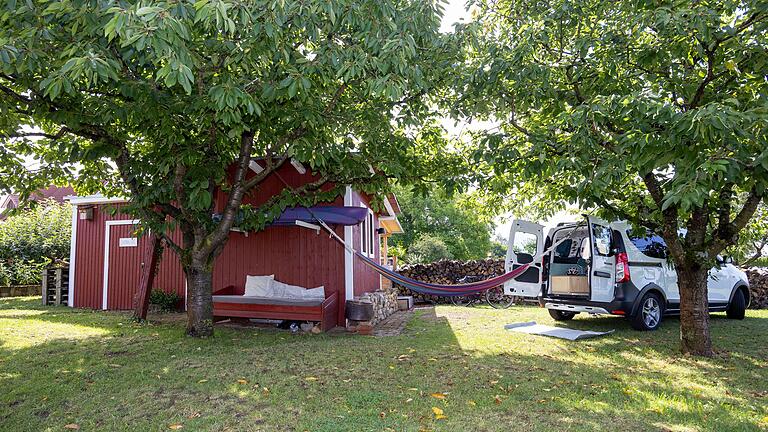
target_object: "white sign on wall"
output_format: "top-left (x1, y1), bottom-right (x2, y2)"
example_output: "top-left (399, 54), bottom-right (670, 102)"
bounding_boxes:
top-left (119, 237), bottom-right (138, 248)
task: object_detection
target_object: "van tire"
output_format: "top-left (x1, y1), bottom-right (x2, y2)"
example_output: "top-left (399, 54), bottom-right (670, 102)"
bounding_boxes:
top-left (549, 309), bottom-right (576, 321)
top-left (726, 289), bottom-right (746, 320)
top-left (630, 293), bottom-right (664, 331)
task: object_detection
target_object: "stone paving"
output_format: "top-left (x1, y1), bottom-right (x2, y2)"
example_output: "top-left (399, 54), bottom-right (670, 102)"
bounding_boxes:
top-left (372, 309), bottom-right (414, 337)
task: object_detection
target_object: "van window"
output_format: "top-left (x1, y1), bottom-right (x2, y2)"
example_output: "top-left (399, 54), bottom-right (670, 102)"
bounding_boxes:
top-left (626, 230), bottom-right (668, 259)
top-left (512, 232), bottom-right (538, 255)
top-left (591, 224), bottom-right (612, 256)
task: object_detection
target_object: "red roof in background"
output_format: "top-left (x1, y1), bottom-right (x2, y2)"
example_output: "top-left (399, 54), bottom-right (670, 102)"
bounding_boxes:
top-left (31, 185), bottom-right (74, 203)
top-left (1, 186), bottom-right (74, 219)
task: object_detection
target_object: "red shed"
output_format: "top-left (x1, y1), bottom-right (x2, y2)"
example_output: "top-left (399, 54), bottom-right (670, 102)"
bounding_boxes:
top-left (65, 163), bottom-right (403, 328)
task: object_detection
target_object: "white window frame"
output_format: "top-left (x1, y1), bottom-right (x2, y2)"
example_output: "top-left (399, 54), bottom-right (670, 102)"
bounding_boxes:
top-left (359, 204), bottom-right (376, 258)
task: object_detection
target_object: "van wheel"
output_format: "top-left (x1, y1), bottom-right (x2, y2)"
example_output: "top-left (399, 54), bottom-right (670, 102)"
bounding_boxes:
top-left (630, 293), bottom-right (664, 331)
top-left (726, 289), bottom-right (746, 320)
top-left (549, 309), bottom-right (576, 321)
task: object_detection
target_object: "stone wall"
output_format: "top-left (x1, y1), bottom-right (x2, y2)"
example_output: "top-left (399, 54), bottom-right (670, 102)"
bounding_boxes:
top-left (358, 288), bottom-right (399, 325)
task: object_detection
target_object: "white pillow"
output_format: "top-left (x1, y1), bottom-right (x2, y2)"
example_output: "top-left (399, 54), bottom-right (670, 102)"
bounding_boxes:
top-left (304, 286), bottom-right (325, 300)
top-left (244, 274), bottom-right (274, 297)
top-left (271, 280), bottom-right (302, 299)
top-left (271, 280), bottom-right (325, 300)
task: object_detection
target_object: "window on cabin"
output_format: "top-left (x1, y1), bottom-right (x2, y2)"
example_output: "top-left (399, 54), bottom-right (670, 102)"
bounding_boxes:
top-left (360, 208), bottom-right (376, 258)
top-left (368, 212), bottom-right (375, 257)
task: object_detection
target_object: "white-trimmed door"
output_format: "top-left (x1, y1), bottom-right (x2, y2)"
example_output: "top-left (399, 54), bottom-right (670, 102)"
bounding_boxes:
top-left (102, 219), bottom-right (143, 310)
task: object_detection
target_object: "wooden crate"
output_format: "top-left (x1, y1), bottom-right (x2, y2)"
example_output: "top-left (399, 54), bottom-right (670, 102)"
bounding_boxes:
top-left (551, 276), bottom-right (589, 295)
top-left (42, 266), bottom-right (70, 306)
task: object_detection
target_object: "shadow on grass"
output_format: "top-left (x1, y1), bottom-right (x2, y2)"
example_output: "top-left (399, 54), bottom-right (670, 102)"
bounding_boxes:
top-left (0, 298), bottom-right (766, 431)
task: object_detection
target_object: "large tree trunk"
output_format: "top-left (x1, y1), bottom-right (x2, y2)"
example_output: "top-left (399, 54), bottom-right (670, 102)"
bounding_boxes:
top-left (675, 263), bottom-right (713, 356)
top-left (185, 261), bottom-right (215, 337)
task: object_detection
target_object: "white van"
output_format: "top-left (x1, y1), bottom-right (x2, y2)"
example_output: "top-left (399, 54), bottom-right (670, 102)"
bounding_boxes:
top-left (504, 217), bottom-right (751, 330)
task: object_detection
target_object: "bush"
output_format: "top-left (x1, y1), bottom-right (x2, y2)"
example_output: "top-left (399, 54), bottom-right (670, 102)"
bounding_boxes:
top-left (149, 289), bottom-right (182, 312)
top-left (406, 234), bottom-right (453, 264)
top-left (0, 199), bottom-right (71, 262)
top-left (0, 261), bottom-right (47, 286)
top-left (0, 200), bottom-right (71, 286)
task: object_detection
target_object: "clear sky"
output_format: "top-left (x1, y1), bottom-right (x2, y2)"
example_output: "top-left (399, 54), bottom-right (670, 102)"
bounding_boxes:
top-left (440, 0), bottom-right (473, 32)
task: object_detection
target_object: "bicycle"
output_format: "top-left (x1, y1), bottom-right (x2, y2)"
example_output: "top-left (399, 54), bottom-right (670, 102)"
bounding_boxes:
top-left (448, 275), bottom-right (520, 309)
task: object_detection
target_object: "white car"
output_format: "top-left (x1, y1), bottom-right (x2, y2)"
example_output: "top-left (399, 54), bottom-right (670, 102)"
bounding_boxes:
top-left (504, 216), bottom-right (751, 330)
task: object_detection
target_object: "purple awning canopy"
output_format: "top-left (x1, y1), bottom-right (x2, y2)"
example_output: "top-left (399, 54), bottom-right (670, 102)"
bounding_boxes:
top-left (271, 206), bottom-right (368, 227)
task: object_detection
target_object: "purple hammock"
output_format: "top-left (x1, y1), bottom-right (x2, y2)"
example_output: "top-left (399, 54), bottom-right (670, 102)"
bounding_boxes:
top-left (273, 206), bottom-right (532, 296)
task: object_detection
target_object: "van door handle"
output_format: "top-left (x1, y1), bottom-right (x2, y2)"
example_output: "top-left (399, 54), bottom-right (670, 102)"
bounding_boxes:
top-left (593, 271), bottom-right (611, 278)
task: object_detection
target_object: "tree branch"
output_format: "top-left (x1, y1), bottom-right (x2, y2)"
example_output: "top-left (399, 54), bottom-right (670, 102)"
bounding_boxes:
top-left (709, 189), bottom-right (764, 256)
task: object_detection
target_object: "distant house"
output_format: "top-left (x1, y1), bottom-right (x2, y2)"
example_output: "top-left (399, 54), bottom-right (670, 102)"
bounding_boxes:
top-left (0, 185), bottom-right (74, 220)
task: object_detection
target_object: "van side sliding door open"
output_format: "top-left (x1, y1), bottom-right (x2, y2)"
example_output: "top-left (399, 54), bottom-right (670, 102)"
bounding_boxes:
top-left (504, 220), bottom-right (544, 297)
top-left (587, 216), bottom-right (616, 302)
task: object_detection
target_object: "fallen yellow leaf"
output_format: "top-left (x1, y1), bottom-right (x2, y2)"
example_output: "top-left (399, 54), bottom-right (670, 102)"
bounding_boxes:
top-left (237, 379), bottom-right (248, 384)
top-left (431, 406), bottom-right (445, 419)
top-left (467, 400), bottom-right (476, 406)
top-left (64, 425), bottom-right (80, 430)
top-left (305, 376), bottom-right (318, 381)
top-left (197, 379), bottom-right (208, 384)
top-left (168, 424), bottom-right (183, 430)
top-left (430, 392), bottom-right (447, 400)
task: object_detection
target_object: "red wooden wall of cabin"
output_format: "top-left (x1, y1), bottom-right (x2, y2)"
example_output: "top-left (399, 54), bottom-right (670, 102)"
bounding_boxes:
top-left (72, 204), bottom-right (185, 310)
top-left (349, 191), bottom-right (381, 296)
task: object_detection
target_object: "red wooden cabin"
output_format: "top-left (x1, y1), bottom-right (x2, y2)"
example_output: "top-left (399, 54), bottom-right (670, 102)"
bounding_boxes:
top-left (65, 162), bottom-right (403, 330)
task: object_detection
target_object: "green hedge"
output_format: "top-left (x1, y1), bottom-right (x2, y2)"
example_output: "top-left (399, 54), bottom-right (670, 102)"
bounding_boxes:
top-left (0, 200), bottom-right (71, 286)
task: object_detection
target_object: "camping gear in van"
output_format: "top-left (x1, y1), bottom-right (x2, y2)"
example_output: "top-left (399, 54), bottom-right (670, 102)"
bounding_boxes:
top-left (504, 321), bottom-right (614, 340)
top-left (551, 275), bottom-right (589, 295)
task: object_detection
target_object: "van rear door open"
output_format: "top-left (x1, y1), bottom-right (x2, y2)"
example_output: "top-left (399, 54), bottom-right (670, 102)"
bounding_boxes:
top-left (504, 220), bottom-right (544, 297)
top-left (587, 216), bottom-right (616, 302)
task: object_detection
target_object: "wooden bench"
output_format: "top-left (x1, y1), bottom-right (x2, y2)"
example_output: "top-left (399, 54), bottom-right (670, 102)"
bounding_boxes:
top-left (212, 286), bottom-right (339, 331)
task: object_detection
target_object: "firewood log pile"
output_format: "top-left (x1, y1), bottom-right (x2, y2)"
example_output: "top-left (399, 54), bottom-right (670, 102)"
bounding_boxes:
top-left (744, 267), bottom-right (768, 309)
top-left (395, 258), bottom-right (505, 303)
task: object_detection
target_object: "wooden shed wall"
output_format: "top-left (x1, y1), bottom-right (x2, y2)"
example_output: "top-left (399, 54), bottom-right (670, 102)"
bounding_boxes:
top-left (71, 204), bottom-right (185, 309)
top-left (349, 191), bottom-right (381, 296)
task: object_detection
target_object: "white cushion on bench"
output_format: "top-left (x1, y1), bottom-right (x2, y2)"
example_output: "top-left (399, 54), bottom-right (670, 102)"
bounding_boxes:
top-left (213, 295), bottom-right (324, 307)
top-left (271, 280), bottom-right (325, 301)
top-left (244, 274), bottom-right (274, 296)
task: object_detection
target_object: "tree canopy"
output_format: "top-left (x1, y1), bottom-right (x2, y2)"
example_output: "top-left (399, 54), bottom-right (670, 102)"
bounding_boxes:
top-left (462, 0), bottom-right (768, 355)
top-left (0, 0), bottom-right (460, 335)
top-left (389, 185), bottom-right (494, 262)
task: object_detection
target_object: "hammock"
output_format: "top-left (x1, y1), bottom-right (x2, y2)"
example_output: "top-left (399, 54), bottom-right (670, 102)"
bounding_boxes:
top-left (354, 251), bottom-right (531, 296)
top-left (311, 216), bottom-right (533, 296)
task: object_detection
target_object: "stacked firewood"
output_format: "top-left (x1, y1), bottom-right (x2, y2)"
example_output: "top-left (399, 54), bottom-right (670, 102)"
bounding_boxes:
top-left (745, 267), bottom-right (768, 309)
top-left (396, 258), bottom-right (505, 303)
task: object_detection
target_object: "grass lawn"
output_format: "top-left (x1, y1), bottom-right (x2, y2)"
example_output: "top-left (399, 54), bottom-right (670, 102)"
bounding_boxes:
top-left (0, 297), bottom-right (766, 431)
